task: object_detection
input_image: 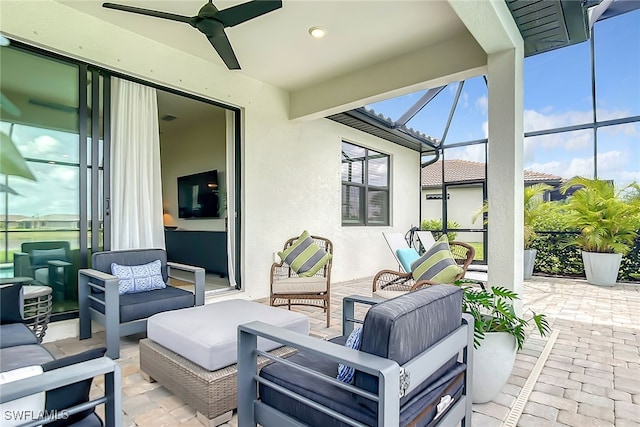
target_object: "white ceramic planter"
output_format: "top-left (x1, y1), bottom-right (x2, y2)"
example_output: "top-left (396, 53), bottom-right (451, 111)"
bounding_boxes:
top-left (523, 249), bottom-right (537, 280)
top-left (472, 332), bottom-right (517, 404)
top-left (582, 251), bottom-right (622, 286)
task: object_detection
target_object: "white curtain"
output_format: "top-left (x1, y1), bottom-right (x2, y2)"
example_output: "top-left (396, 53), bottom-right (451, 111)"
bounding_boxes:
top-left (110, 77), bottom-right (165, 250)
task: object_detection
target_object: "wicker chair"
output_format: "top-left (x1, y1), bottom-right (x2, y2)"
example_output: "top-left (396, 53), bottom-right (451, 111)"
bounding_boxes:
top-left (372, 241), bottom-right (475, 298)
top-left (270, 235), bottom-right (333, 327)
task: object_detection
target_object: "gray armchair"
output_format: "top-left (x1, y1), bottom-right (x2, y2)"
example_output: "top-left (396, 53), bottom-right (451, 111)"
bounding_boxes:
top-left (238, 285), bottom-right (473, 427)
top-left (14, 241), bottom-right (73, 302)
top-left (78, 248), bottom-right (205, 359)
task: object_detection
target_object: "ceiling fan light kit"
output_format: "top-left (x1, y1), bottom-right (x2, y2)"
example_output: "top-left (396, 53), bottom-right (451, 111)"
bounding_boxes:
top-left (102, 0), bottom-right (283, 70)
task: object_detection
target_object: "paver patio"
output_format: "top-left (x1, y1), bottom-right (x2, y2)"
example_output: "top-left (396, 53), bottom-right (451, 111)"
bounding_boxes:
top-left (43, 276), bottom-right (640, 426)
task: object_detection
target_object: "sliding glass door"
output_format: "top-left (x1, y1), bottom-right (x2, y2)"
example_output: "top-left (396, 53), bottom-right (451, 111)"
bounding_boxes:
top-left (0, 44), bottom-right (108, 316)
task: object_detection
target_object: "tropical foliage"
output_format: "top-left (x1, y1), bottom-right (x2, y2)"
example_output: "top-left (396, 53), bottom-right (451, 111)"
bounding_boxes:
top-left (523, 183), bottom-right (553, 249)
top-left (420, 219), bottom-right (459, 241)
top-left (561, 177), bottom-right (640, 254)
top-left (455, 281), bottom-right (549, 350)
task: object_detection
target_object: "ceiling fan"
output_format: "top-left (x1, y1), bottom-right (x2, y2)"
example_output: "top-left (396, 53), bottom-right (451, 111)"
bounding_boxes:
top-left (102, 1), bottom-right (283, 70)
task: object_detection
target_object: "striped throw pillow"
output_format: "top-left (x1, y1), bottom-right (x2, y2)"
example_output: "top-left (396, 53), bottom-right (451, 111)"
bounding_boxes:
top-left (278, 230), bottom-right (332, 277)
top-left (410, 235), bottom-right (463, 284)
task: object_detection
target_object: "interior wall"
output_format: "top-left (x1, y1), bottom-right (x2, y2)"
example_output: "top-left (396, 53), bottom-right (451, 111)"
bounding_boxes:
top-left (1, 1), bottom-right (421, 301)
top-left (160, 107), bottom-right (227, 232)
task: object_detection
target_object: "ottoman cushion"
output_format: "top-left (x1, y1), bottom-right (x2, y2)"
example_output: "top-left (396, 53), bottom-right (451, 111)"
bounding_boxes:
top-left (147, 299), bottom-right (309, 371)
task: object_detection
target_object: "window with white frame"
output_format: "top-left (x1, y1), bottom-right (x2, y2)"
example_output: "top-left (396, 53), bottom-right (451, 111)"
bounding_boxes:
top-left (341, 141), bottom-right (389, 226)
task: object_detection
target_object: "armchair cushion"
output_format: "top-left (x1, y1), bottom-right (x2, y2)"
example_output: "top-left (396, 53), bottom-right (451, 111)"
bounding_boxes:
top-left (111, 260), bottom-right (166, 295)
top-left (1, 345), bottom-right (54, 372)
top-left (271, 276), bottom-right (327, 295)
top-left (0, 284), bottom-right (24, 325)
top-left (30, 247), bottom-right (68, 269)
top-left (92, 248), bottom-right (169, 283)
top-left (410, 235), bottom-right (463, 284)
top-left (0, 365), bottom-right (45, 427)
top-left (89, 286), bottom-right (194, 322)
top-left (0, 324), bottom-right (37, 349)
top-left (355, 285), bottom-right (463, 411)
top-left (278, 231), bottom-right (331, 277)
top-left (42, 347), bottom-right (107, 427)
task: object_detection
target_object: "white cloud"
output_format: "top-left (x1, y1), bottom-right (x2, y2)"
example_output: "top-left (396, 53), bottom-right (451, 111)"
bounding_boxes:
top-left (476, 95), bottom-right (488, 113)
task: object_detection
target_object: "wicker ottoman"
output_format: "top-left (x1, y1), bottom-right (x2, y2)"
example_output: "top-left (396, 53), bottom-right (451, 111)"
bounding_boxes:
top-left (139, 299), bottom-right (309, 426)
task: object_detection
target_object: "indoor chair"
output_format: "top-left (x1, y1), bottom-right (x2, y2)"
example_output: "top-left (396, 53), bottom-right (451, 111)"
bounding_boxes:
top-left (270, 233), bottom-right (333, 327)
top-left (78, 248), bottom-right (205, 359)
top-left (13, 241), bottom-right (72, 302)
top-left (238, 285), bottom-right (473, 427)
top-left (373, 238), bottom-right (476, 299)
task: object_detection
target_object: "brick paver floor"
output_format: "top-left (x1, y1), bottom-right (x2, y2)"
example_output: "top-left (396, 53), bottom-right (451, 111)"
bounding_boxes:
top-left (43, 276), bottom-right (640, 426)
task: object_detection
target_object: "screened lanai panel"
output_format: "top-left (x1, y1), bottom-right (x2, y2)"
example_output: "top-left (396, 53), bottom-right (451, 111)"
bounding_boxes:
top-left (524, 42), bottom-right (592, 132)
top-left (405, 84), bottom-right (457, 142)
top-left (596, 124), bottom-right (640, 188)
top-left (524, 129), bottom-right (594, 180)
top-left (594, 9), bottom-right (640, 121)
top-left (443, 77), bottom-right (488, 145)
top-left (365, 89), bottom-right (428, 122)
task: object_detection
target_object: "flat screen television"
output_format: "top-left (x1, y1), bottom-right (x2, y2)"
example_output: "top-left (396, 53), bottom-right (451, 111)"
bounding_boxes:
top-left (177, 170), bottom-right (219, 218)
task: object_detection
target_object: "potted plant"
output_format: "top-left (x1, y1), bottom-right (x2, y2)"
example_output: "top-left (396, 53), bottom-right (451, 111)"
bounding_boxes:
top-left (561, 177), bottom-right (640, 286)
top-left (455, 280), bottom-right (549, 403)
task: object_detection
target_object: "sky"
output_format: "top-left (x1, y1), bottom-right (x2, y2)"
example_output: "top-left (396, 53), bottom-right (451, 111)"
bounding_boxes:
top-left (368, 8), bottom-right (640, 187)
top-left (1, 8), bottom-right (639, 218)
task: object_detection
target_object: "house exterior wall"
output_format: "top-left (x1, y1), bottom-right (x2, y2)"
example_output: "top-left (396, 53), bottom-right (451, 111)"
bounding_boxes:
top-left (421, 186), bottom-right (484, 230)
top-left (1, 1), bottom-right (420, 301)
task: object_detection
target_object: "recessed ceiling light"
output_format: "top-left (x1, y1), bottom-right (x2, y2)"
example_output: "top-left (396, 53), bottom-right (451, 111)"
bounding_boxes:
top-left (308, 26), bottom-right (327, 39)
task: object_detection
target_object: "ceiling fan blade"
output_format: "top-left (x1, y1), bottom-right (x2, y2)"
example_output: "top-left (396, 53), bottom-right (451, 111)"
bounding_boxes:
top-left (215, 0), bottom-right (282, 27)
top-left (206, 33), bottom-right (241, 70)
top-left (102, 2), bottom-right (193, 24)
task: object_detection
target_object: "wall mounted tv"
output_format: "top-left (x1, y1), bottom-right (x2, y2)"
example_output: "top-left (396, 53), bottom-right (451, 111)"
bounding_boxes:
top-left (177, 170), bottom-right (219, 219)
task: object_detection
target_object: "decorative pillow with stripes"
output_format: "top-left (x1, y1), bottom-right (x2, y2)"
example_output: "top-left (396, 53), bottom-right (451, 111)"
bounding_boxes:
top-left (278, 230), bottom-right (332, 277)
top-left (410, 235), bottom-right (463, 284)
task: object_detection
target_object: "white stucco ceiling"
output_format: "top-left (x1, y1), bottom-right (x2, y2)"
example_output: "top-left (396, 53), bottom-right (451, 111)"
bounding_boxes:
top-left (58, 0), bottom-right (467, 92)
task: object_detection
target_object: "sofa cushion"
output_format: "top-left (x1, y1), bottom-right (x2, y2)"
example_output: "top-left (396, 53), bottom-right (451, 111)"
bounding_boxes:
top-left (260, 335), bottom-right (467, 427)
top-left (42, 347), bottom-right (107, 427)
top-left (354, 285), bottom-right (463, 412)
top-left (1, 344), bottom-right (54, 372)
top-left (271, 276), bottom-right (327, 295)
top-left (90, 286), bottom-right (194, 323)
top-left (31, 247), bottom-right (68, 269)
top-left (1, 283), bottom-right (24, 325)
top-left (278, 231), bottom-right (331, 277)
top-left (92, 248), bottom-right (169, 283)
top-left (410, 235), bottom-right (463, 284)
top-left (0, 365), bottom-right (45, 427)
top-left (0, 323), bottom-right (38, 349)
top-left (111, 260), bottom-right (166, 295)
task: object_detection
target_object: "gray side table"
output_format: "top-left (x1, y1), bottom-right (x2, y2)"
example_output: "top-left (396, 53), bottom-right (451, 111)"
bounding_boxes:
top-left (22, 285), bottom-right (53, 343)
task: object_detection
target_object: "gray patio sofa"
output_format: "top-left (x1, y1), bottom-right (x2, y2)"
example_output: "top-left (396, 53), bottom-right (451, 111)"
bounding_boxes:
top-left (1, 321), bottom-right (121, 426)
top-left (238, 285), bottom-right (473, 427)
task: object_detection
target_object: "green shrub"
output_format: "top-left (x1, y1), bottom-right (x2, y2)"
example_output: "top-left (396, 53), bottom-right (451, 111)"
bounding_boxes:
top-left (420, 219), bottom-right (459, 241)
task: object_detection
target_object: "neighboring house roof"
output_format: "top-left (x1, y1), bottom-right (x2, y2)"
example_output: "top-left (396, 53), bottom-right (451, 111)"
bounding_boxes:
top-left (421, 159), bottom-right (562, 187)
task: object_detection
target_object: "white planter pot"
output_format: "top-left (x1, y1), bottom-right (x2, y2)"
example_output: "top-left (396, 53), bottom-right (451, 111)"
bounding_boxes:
top-left (582, 251), bottom-right (622, 286)
top-left (472, 332), bottom-right (517, 404)
top-left (523, 249), bottom-right (537, 280)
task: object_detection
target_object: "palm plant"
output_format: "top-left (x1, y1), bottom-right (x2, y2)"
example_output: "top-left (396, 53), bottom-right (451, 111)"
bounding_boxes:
top-left (561, 177), bottom-right (640, 254)
top-left (472, 183), bottom-right (552, 249)
top-left (524, 183), bottom-right (552, 249)
top-left (455, 280), bottom-right (549, 349)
